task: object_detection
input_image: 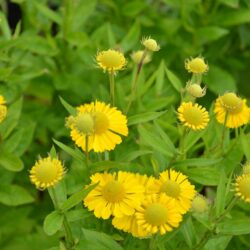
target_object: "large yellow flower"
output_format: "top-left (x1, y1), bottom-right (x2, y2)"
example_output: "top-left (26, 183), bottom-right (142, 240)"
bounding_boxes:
top-left (96, 49), bottom-right (126, 72)
top-left (0, 95), bottom-right (7, 123)
top-left (135, 194), bottom-right (182, 235)
top-left (234, 174), bottom-right (250, 203)
top-left (67, 101), bottom-right (128, 152)
top-left (155, 169), bottom-right (195, 214)
top-left (178, 102), bottom-right (209, 130)
top-left (84, 172), bottom-right (145, 219)
top-left (30, 156), bottom-right (65, 190)
top-left (185, 57), bottom-right (208, 74)
top-left (214, 92), bottom-right (250, 128)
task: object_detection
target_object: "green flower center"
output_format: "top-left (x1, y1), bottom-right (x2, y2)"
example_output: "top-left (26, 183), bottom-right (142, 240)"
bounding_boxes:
top-left (36, 162), bottom-right (58, 183)
top-left (145, 203), bottom-right (168, 226)
top-left (102, 180), bottom-right (125, 202)
top-left (75, 113), bottom-right (94, 135)
top-left (161, 180), bottom-right (181, 198)
top-left (221, 93), bottom-right (243, 113)
top-left (183, 106), bottom-right (203, 126)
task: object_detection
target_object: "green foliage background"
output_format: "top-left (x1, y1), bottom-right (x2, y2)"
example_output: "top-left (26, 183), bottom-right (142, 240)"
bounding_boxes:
top-left (0, 0), bottom-right (250, 249)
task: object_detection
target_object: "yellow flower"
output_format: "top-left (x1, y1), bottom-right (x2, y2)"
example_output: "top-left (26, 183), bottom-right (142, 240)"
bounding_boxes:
top-left (67, 101), bottom-right (128, 153)
top-left (84, 172), bottom-right (145, 219)
top-left (155, 169), bottom-right (195, 214)
top-left (243, 162), bottom-right (250, 175)
top-left (0, 95), bottom-right (7, 123)
top-left (186, 82), bottom-right (206, 98)
top-left (131, 50), bottom-right (151, 64)
top-left (214, 92), bottom-right (250, 128)
top-left (135, 194), bottom-right (182, 235)
top-left (191, 194), bottom-right (208, 213)
top-left (30, 156), bottom-right (65, 190)
top-left (96, 49), bottom-right (126, 72)
top-left (178, 102), bottom-right (209, 130)
top-left (141, 37), bottom-right (160, 52)
top-left (185, 57), bottom-right (208, 74)
top-left (235, 174), bottom-right (250, 203)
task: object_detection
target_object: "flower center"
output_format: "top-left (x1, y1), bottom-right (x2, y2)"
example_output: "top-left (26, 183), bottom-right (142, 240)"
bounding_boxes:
top-left (220, 93), bottom-right (243, 113)
top-left (75, 113), bottom-right (94, 135)
top-left (183, 106), bottom-right (204, 126)
top-left (160, 180), bottom-right (180, 198)
top-left (238, 177), bottom-right (250, 199)
top-left (189, 58), bottom-right (207, 73)
top-left (99, 51), bottom-right (123, 68)
top-left (102, 180), bottom-right (125, 202)
top-left (35, 162), bottom-right (58, 183)
top-left (145, 203), bottom-right (168, 226)
top-left (93, 111), bottom-right (109, 134)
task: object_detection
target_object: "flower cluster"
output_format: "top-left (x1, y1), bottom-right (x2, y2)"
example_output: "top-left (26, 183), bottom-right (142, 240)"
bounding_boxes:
top-left (84, 169), bottom-right (195, 237)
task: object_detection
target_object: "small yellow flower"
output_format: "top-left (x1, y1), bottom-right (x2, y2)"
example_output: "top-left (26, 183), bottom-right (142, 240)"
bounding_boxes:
top-left (0, 95), bottom-right (7, 123)
top-left (214, 92), bottom-right (250, 128)
top-left (191, 194), bottom-right (208, 213)
top-left (178, 102), bottom-right (209, 130)
top-left (235, 174), bottom-right (250, 202)
top-left (243, 163), bottom-right (250, 175)
top-left (135, 194), bottom-right (182, 236)
top-left (131, 50), bottom-right (151, 64)
top-left (84, 172), bottom-right (145, 219)
top-left (155, 169), bottom-right (196, 214)
top-left (186, 82), bottom-right (206, 98)
top-left (30, 156), bottom-right (65, 190)
top-left (96, 49), bottom-right (126, 72)
top-left (185, 57), bottom-right (208, 74)
top-left (141, 37), bottom-right (160, 52)
top-left (67, 101), bottom-right (128, 153)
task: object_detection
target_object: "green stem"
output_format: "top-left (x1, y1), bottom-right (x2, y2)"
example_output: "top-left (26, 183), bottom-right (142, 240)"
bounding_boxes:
top-left (149, 236), bottom-right (156, 250)
top-left (179, 128), bottom-right (188, 160)
top-left (125, 49), bottom-right (148, 114)
top-left (109, 71), bottom-right (115, 106)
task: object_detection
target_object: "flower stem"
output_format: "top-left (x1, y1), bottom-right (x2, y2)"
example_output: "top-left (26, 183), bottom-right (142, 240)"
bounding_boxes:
top-left (149, 235), bottom-right (157, 250)
top-left (125, 49), bottom-right (147, 114)
top-left (109, 71), bottom-right (115, 106)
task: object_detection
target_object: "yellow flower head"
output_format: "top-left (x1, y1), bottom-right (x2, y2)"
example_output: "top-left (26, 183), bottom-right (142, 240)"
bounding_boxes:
top-left (155, 169), bottom-right (196, 214)
top-left (235, 174), bottom-right (250, 203)
top-left (191, 194), bottom-right (208, 213)
top-left (67, 101), bottom-right (128, 153)
top-left (135, 194), bottom-right (183, 236)
top-left (0, 95), bottom-right (7, 123)
top-left (186, 82), bottom-right (206, 98)
top-left (141, 37), bottom-right (160, 52)
top-left (178, 102), bottom-right (209, 130)
top-left (96, 49), bottom-right (126, 73)
top-left (243, 162), bottom-right (250, 175)
top-left (214, 92), bottom-right (250, 128)
top-left (131, 50), bottom-right (151, 64)
top-left (84, 172), bottom-right (145, 219)
top-left (30, 156), bottom-right (65, 190)
top-left (185, 57), bottom-right (208, 74)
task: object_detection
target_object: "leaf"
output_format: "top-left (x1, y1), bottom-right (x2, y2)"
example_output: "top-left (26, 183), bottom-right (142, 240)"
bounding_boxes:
top-left (43, 211), bottom-right (64, 236)
top-left (165, 66), bottom-right (182, 92)
top-left (219, 0), bottom-right (239, 8)
top-left (53, 139), bottom-right (84, 162)
top-left (67, 209), bottom-right (92, 222)
top-left (184, 130), bottom-right (205, 152)
top-left (122, 1), bottom-right (147, 16)
top-left (215, 170), bottom-right (227, 217)
top-left (172, 158), bottom-right (222, 168)
top-left (181, 217), bottom-right (197, 248)
top-left (0, 184), bottom-right (34, 206)
top-left (81, 228), bottom-right (123, 250)
top-left (0, 150), bottom-right (23, 172)
top-left (196, 26), bottom-right (229, 44)
top-left (59, 96), bottom-right (77, 115)
top-left (120, 150), bottom-right (152, 162)
top-left (240, 133), bottom-right (250, 161)
top-left (155, 60), bottom-right (165, 95)
top-left (60, 184), bottom-right (98, 212)
top-left (128, 111), bottom-right (166, 126)
top-left (203, 65), bottom-right (236, 95)
top-left (0, 11), bottom-right (11, 40)
top-left (217, 218), bottom-right (250, 235)
top-left (90, 161), bottom-right (127, 173)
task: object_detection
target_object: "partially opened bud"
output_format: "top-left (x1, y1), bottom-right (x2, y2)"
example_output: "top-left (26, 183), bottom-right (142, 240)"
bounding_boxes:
top-left (191, 194), bottom-right (208, 213)
top-left (186, 82), bottom-right (206, 98)
top-left (131, 50), bottom-right (151, 64)
top-left (141, 37), bottom-right (160, 52)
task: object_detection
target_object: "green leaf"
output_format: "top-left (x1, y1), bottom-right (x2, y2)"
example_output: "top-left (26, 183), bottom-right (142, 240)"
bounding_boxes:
top-left (0, 11), bottom-right (11, 40)
top-left (122, 1), bottom-right (146, 16)
top-left (240, 133), bottom-right (250, 161)
top-left (59, 96), bottom-right (77, 115)
top-left (172, 158), bottom-right (222, 168)
top-left (155, 60), bottom-right (165, 95)
top-left (215, 170), bottom-right (227, 217)
top-left (60, 184), bottom-right (98, 212)
top-left (165, 66), bottom-right (182, 92)
top-left (53, 139), bottom-right (84, 162)
top-left (81, 228), bottom-right (123, 250)
top-left (67, 208), bottom-right (92, 222)
top-left (184, 130), bottom-right (205, 152)
top-left (43, 211), bottom-right (64, 236)
top-left (217, 218), bottom-right (250, 235)
top-left (90, 161), bottom-right (127, 173)
top-left (181, 217), bottom-right (197, 248)
top-left (219, 0), bottom-right (239, 8)
top-left (0, 184), bottom-right (34, 206)
top-left (0, 150), bottom-right (23, 172)
top-left (120, 150), bottom-right (152, 162)
top-left (128, 111), bottom-right (166, 126)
